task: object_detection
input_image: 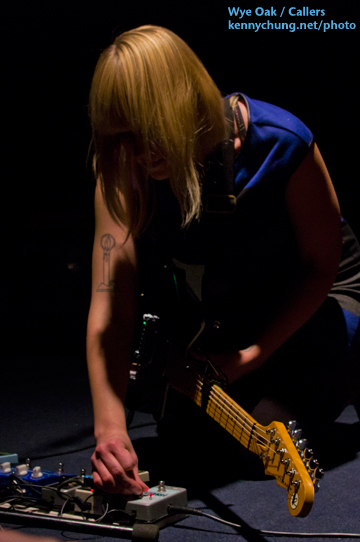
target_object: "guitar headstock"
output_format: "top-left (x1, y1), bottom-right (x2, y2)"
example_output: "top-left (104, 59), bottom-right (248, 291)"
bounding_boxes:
top-left (257, 420), bottom-right (323, 517)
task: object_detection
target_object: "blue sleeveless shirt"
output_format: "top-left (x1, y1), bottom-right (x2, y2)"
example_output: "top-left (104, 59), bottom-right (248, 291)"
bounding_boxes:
top-left (146, 94), bottom-right (360, 352)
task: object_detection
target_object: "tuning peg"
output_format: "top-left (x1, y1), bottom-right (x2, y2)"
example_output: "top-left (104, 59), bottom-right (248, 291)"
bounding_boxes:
top-left (315, 468), bottom-right (324, 480)
top-left (292, 428), bottom-right (303, 442)
top-left (282, 458), bottom-right (290, 468)
top-left (291, 479), bottom-right (300, 493)
top-left (296, 438), bottom-right (308, 451)
top-left (309, 457), bottom-right (319, 470)
top-left (279, 448), bottom-right (287, 462)
top-left (314, 480), bottom-right (321, 493)
top-left (287, 420), bottom-right (298, 435)
top-left (287, 468), bottom-right (296, 483)
top-left (303, 448), bottom-right (313, 460)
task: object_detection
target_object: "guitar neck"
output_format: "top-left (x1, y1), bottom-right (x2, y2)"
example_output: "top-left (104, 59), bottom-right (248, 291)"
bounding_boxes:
top-left (148, 333), bottom-right (316, 518)
top-left (179, 367), bottom-right (263, 456)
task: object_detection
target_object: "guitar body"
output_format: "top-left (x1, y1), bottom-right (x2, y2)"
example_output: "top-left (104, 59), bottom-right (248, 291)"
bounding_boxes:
top-left (127, 261), bottom-right (321, 517)
top-left (126, 261), bottom-right (204, 416)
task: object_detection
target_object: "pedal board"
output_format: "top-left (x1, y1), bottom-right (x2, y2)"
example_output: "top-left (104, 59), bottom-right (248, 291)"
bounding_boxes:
top-left (0, 459), bottom-right (187, 539)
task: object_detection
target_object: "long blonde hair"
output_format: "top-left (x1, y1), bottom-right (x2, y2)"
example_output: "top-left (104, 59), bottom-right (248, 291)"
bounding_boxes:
top-left (89, 25), bottom-right (226, 236)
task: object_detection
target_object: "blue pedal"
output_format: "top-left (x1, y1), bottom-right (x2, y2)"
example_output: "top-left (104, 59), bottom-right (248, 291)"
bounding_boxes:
top-left (0, 465), bottom-right (72, 498)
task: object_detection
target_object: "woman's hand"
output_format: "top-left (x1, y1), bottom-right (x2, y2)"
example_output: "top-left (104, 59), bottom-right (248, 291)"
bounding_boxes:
top-left (190, 345), bottom-right (264, 384)
top-left (91, 429), bottom-right (149, 495)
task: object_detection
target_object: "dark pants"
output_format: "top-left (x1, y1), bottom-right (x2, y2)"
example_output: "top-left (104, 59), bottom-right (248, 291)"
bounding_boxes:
top-left (157, 297), bottom-right (360, 455)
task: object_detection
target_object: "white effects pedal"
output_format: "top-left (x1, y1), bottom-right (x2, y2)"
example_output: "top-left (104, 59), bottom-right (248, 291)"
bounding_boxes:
top-left (124, 481), bottom-right (187, 522)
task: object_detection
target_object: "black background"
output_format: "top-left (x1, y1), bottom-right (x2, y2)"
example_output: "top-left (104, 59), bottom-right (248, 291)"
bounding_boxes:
top-left (2, 0), bottom-right (359, 356)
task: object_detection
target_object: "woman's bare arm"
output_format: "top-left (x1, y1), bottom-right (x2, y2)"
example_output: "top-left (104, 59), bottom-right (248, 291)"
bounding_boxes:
top-left (193, 143), bottom-right (343, 381)
top-left (87, 184), bottom-right (148, 495)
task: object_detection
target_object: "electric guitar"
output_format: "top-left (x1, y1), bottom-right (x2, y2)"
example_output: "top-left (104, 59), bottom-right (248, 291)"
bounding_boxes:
top-left (128, 264), bottom-right (323, 518)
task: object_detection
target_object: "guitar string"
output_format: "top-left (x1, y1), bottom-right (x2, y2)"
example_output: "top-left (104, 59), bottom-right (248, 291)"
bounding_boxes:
top-left (205, 385), bottom-right (270, 449)
top-left (175, 366), bottom-right (276, 456)
top-left (166, 352), bottom-right (279, 447)
top-left (162, 336), bottom-right (268, 443)
top-left (188, 366), bottom-right (269, 441)
top-left (183, 361), bottom-right (270, 440)
top-left (184, 369), bottom-right (272, 448)
top-left (185, 372), bottom-right (264, 444)
top-left (194, 382), bottom-right (269, 453)
top-left (210, 383), bottom-right (270, 440)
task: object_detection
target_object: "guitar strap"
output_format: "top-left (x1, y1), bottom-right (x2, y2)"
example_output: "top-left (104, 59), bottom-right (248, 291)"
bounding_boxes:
top-left (202, 97), bottom-right (237, 216)
top-left (135, 97), bottom-right (246, 351)
top-left (199, 96), bottom-right (250, 351)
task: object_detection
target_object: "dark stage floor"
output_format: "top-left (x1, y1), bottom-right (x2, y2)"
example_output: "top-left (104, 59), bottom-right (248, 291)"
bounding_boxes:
top-left (1, 354), bottom-right (360, 541)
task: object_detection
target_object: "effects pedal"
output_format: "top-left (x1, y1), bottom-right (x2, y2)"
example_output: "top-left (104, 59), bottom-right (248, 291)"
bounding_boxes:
top-left (0, 456), bottom-right (187, 539)
top-left (125, 481), bottom-right (187, 523)
top-left (70, 480), bottom-right (187, 523)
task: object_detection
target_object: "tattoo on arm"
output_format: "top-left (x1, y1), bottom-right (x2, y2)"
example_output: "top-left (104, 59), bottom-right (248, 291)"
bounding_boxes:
top-left (97, 234), bottom-right (116, 292)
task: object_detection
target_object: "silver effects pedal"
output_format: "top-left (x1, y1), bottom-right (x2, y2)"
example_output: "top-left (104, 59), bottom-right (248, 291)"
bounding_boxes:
top-left (125, 481), bottom-right (187, 523)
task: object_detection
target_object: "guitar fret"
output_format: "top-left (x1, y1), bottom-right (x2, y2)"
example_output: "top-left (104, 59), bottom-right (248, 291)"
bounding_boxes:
top-left (204, 389), bottom-right (252, 447)
top-left (209, 394), bottom-right (224, 425)
top-left (221, 402), bottom-right (232, 432)
top-left (232, 410), bottom-right (239, 437)
top-left (209, 393), bottom-right (240, 441)
top-left (185, 373), bottom-right (260, 451)
top-left (226, 404), bottom-right (243, 443)
top-left (224, 407), bottom-right (231, 433)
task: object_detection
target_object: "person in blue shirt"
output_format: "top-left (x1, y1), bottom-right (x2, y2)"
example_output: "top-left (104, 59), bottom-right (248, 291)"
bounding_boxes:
top-left (86, 25), bottom-right (360, 495)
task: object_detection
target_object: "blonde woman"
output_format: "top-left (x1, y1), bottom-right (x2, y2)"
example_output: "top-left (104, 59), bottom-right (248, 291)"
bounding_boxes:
top-left (87, 25), bottom-right (360, 495)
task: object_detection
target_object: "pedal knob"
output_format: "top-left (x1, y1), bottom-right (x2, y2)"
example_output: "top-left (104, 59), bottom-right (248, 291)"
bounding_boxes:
top-left (31, 466), bottom-right (43, 479)
top-left (16, 465), bottom-right (28, 476)
top-left (0, 462), bottom-right (11, 473)
top-left (158, 481), bottom-right (166, 493)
